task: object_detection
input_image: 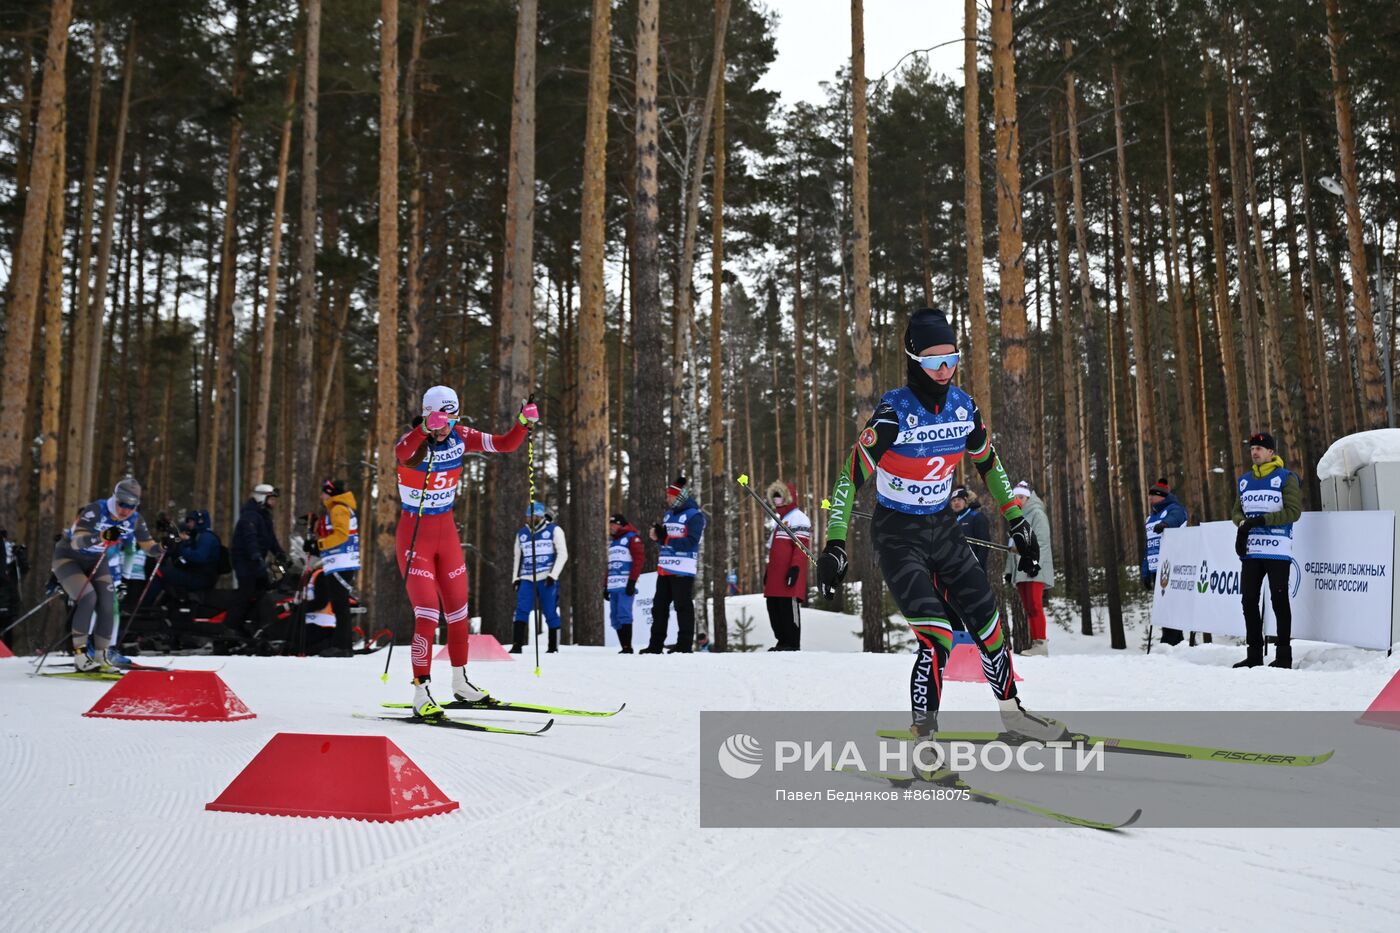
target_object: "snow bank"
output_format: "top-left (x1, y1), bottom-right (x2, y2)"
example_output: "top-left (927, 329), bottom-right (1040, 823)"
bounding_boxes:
top-left (1316, 428), bottom-right (1400, 480)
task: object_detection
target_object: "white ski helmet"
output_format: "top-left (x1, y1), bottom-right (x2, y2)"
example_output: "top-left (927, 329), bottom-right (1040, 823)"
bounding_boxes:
top-left (422, 385), bottom-right (460, 417)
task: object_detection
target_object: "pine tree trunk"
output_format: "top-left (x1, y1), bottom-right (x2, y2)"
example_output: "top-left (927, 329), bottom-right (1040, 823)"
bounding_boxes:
top-left (990, 0), bottom-right (1028, 483)
top-left (63, 23), bottom-right (103, 521)
top-left (707, 6), bottom-right (728, 652)
top-left (1049, 104), bottom-right (1092, 636)
top-left (574, 0), bottom-right (611, 647)
top-left (1298, 134), bottom-right (1336, 443)
top-left (294, 0), bottom-right (321, 515)
top-left (204, 0), bottom-right (249, 520)
top-left (1161, 88), bottom-right (1202, 515)
top-left (248, 57), bottom-right (299, 489)
top-left (489, 0), bottom-right (538, 641)
top-left (78, 27), bottom-right (134, 503)
top-left (630, 0), bottom-right (665, 545)
top-left (1224, 45), bottom-right (1263, 429)
top-left (851, 0), bottom-right (882, 652)
top-left (1325, 0), bottom-right (1387, 428)
top-left (1111, 63), bottom-right (1155, 516)
top-left (671, 0), bottom-right (731, 484)
top-left (1063, 41), bottom-right (1125, 649)
top-left (1240, 104), bottom-right (1302, 476)
top-left (1203, 57), bottom-right (1243, 475)
top-left (963, 0), bottom-right (990, 420)
top-left (374, 0), bottom-right (407, 643)
top-left (38, 83), bottom-right (66, 564)
top-left (403, 0), bottom-right (428, 400)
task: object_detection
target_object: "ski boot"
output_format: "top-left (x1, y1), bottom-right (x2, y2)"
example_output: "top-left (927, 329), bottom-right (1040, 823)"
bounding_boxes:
top-left (546, 629), bottom-right (559, 654)
top-left (451, 666), bottom-right (500, 708)
top-left (617, 624), bottom-right (633, 654)
top-left (509, 621), bottom-right (526, 654)
top-left (1232, 653), bottom-right (1263, 669)
top-left (997, 697), bottom-right (1069, 742)
top-left (73, 643), bottom-right (101, 673)
top-left (412, 678), bottom-right (444, 718)
top-left (907, 719), bottom-right (959, 785)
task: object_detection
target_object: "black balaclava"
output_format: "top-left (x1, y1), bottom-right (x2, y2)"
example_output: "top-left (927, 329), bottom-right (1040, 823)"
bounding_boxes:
top-left (904, 307), bottom-right (959, 411)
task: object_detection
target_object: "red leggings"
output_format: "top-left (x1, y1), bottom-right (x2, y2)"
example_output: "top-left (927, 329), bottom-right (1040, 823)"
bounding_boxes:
top-left (396, 512), bottom-right (471, 679)
top-left (1017, 581), bottom-right (1047, 641)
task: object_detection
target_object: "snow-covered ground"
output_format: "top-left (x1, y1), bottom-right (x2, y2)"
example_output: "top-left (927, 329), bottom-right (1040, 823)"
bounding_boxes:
top-left (4, 614), bottom-right (1400, 932)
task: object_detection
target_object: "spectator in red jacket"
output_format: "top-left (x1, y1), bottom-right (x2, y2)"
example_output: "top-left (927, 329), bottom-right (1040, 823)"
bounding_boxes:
top-left (762, 481), bottom-right (811, 651)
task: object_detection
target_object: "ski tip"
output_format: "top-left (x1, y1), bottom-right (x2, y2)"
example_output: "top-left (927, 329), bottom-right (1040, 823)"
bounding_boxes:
top-left (538, 718), bottom-right (555, 734)
top-left (1117, 808), bottom-right (1144, 830)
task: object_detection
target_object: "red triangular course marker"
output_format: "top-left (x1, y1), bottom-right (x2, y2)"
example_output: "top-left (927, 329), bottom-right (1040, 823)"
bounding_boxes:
top-left (1357, 668), bottom-right (1400, 731)
top-left (942, 641), bottom-right (1024, 683)
top-left (0, 640), bottom-right (13, 658)
top-left (83, 670), bottom-right (256, 721)
top-left (434, 633), bottom-right (513, 662)
top-left (206, 732), bottom-right (459, 821)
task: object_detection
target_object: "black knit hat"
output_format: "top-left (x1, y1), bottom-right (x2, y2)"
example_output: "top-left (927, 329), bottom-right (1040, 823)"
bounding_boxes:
top-left (609, 513), bottom-right (628, 525)
top-left (904, 307), bottom-right (958, 354)
top-left (1246, 432), bottom-right (1276, 451)
top-left (322, 479), bottom-right (345, 496)
top-left (1148, 478), bottom-right (1171, 498)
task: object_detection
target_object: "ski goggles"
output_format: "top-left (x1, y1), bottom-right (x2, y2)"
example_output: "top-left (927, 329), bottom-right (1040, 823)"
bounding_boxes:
top-left (905, 349), bottom-right (961, 371)
top-left (114, 499), bottom-right (139, 511)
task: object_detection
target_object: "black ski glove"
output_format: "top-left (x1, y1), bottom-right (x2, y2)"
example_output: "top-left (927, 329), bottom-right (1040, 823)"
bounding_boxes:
top-left (101, 526), bottom-right (123, 543)
top-left (1234, 518), bottom-right (1263, 559)
top-left (625, 580), bottom-right (637, 596)
top-left (785, 566), bottom-right (799, 589)
top-left (651, 523), bottom-right (666, 543)
top-left (514, 579), bottom-right (522, 591)
top-left (544, 576), bottom-right (556, 588)
top-left (1008, 516), bottom-right (1040, 576)
top-left (816, 541), bottom-right (848, 599)
top-left (603, 589), bottom-right (610, 602)
top-left (1153, 522), bottom-right (1167, 534)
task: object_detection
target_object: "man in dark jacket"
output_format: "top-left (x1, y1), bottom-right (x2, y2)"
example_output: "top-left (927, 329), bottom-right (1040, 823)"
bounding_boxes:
top-left (225, 484), bottom-right (289, 636)
top-left (1141, 478), bottom-right (1189, 645)
top-left (161, 509), bottom-right (223, 594)
top-left (949, 487), bottom-right (992, 572)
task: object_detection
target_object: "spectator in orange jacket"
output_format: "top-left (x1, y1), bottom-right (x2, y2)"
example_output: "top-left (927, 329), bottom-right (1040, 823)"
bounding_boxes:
top-left (762, 481), bottom-right (811, 651)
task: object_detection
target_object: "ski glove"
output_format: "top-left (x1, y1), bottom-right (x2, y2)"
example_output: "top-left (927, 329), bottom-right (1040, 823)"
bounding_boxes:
top-left (544, 576), bottom-right (556, 587)
top-left (815, 541), bottom-right (848, 600)
top-left (100, 526), bottom-right (123, 545)
top-left (517, 397), bottom-right (540, 427)
top-left (425, 411), bottom-right (455, 432)
top-left (514, 579), bottom-right (522, 591)
top-left (625, 580), bottom-right (637, 596)
top-left (1234, 517), bottom-right (1264, 559)
top-left (1153, 522), bottom-right (1167, 534)
top-left (1008, 516), bottom-right (1041, 576)
top-left (651, 523), bottom-right (666, 543)
top-left (785, 566), bottom-right (800, 589)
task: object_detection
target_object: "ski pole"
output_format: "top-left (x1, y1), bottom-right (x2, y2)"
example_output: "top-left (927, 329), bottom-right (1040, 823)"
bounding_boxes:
top-left (735, 474), bottom-right (817, 564)
top-left (820, 500), bottom-right (1016, 553)
top-left (0, 590), bottom-right (62, 638)
top-left (527, 425), bottom-right (542, 678)
top-left (387, 441), bottom-right (433, 684)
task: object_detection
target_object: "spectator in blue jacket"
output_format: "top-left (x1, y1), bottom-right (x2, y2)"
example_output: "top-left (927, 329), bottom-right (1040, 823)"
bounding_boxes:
top-left (161, 510), bottom-right (223, 594)
top-left (1141, 478), bottom-right (1189, 646)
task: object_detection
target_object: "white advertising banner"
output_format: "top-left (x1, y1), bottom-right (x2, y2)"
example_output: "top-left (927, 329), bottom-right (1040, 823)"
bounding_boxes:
top-left (1152, 512), bottom-right (1395, 650)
